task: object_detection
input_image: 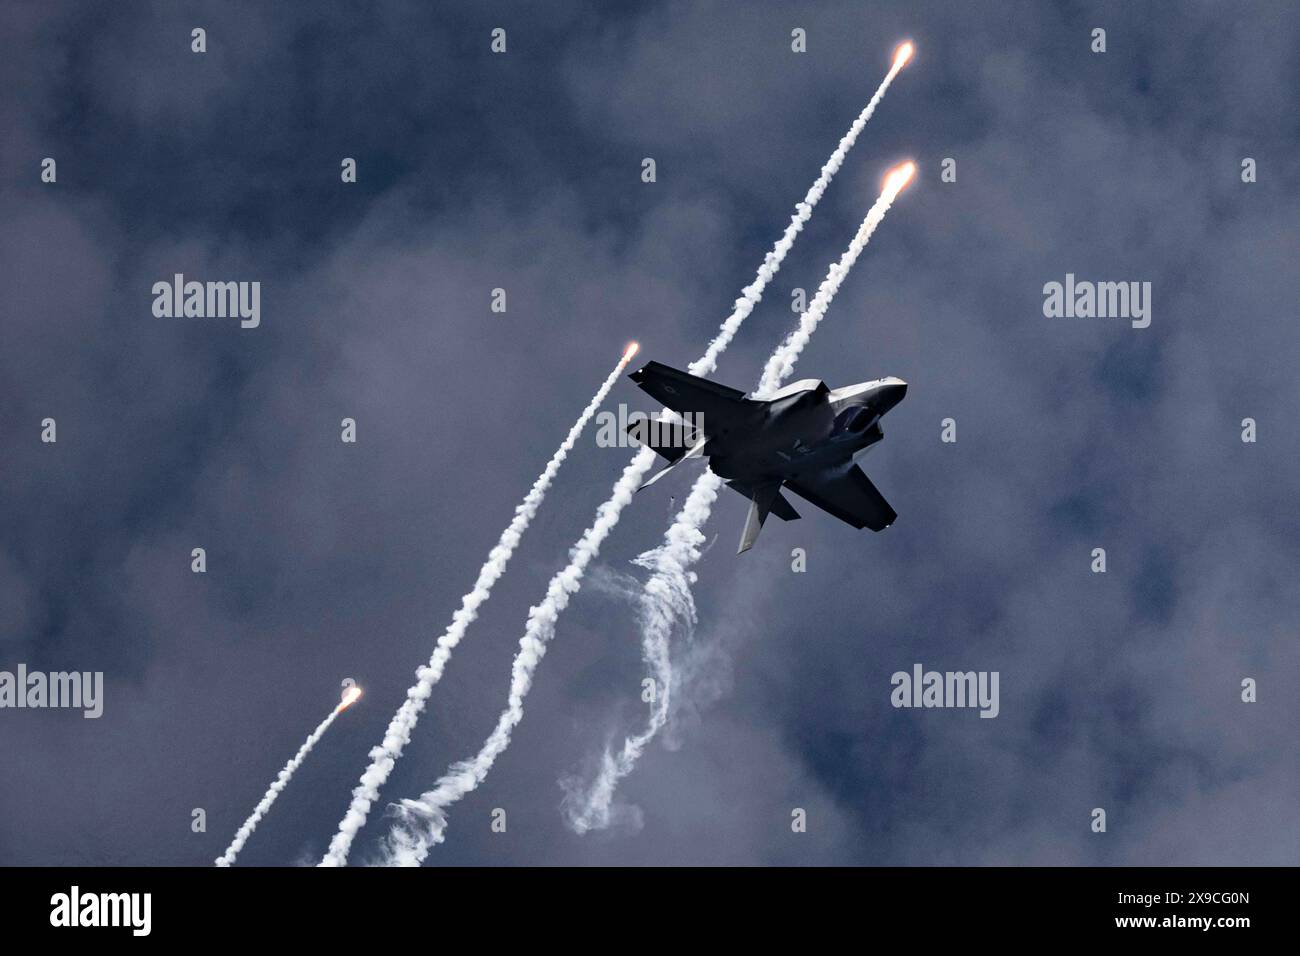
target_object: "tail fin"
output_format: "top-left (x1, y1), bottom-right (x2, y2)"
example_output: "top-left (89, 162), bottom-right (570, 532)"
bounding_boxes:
top-left (738, 482), bottom-right (787, 553)
top-left (726, 481), bottom-right (799, 521)
top-left (626, 414), bottom-right (701, 463)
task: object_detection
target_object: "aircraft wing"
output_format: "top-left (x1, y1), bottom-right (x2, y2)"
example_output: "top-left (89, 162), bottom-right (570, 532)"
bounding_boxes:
top-left (785, 464), bottom-right (896, 532)
top-left (629, 361), bottom-right (756, 433)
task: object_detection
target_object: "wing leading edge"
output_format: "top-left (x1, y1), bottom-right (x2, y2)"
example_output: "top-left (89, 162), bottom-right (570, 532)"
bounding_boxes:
top-left (785, 463), bottom-right (896, 532)
top-left (628, 361), bottom-right (755, 431)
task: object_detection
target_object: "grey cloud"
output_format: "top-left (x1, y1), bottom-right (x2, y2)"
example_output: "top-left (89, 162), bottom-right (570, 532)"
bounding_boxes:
top-left (0, 0), bottom-right (1295, 865)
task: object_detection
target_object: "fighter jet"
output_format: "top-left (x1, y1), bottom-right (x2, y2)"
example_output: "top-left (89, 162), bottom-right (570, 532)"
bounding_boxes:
top-left (627, 361), bottom-right (907, 553)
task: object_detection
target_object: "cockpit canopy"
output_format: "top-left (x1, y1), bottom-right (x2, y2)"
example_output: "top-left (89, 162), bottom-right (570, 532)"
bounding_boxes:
top-left (834, 405), bottom-right (876, 434)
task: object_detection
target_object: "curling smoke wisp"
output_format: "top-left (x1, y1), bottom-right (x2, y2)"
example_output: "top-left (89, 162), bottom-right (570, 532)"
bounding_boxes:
top-left (562, 162), bottom-right (916, 834)
top-left (319, 346), bottom-right (637, 866)
top-left (361, 45), bottom-right (914, 866)
top-left (377, 160), bottom-right (915, 862)
top-left (378, 447), bottom-right (658, 865)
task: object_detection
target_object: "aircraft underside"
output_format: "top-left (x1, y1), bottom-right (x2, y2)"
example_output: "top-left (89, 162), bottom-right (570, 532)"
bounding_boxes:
top-left (627, 360), bottom-right (905, 552)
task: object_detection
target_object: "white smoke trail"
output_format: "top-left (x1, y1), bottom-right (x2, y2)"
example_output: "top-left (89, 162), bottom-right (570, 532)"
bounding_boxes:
top-left (217, 693), bottom-right (358, 867)
top-left (364, 68), bottom-right (910, 867)
top-left (378, 446), bottom-right (657, 865)
top-left (563, 166), bottom-right (915, 834)
top-left (754, 164), bottom-right (914, 397)
top-left (687, 53), bottom-right (910, 378)
top-left (318, 347), bottom-right (637, 867)
top-left (560, 469), bottom-right (720, 833)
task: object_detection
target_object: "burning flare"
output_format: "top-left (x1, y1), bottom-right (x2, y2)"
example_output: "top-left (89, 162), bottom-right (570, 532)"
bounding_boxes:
top-left (893, 41), bottom-right (915, 70)
top-left (563, 164), bottom-right (921, 835)
top-left (883, 160), bottom-right (917, 197)
top-left (369, 42), bottom-right (921, 865)
top-left (623, 341), bottom-right (640, 362)
top-left (216, 689), bottom-right (360, 867)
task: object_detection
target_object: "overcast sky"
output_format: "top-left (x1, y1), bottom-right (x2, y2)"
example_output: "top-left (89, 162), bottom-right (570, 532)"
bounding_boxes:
top-left (1, 0), bottom-right (1296, 866)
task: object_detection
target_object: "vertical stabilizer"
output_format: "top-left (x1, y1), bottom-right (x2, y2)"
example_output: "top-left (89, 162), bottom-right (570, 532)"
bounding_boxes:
top-left (738, 482), bottom-right (782, 553)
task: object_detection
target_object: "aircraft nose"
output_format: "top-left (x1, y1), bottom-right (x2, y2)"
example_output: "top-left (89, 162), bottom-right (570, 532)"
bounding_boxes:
top-left (878, 377), bottom-right (907, 410)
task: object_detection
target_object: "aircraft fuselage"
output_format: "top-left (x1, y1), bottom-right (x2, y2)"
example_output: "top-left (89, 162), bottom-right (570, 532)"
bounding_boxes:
top-left (627, 360), bottom-right (908, 551)
top-left (706, 377), bottom-right (906, 484)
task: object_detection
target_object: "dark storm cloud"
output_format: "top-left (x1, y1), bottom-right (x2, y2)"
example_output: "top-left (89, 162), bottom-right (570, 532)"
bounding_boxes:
top-left (0, 0), bottom-right (1296, 865)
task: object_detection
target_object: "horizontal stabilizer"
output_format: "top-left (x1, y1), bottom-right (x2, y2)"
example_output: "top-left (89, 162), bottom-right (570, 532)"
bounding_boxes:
top-left (737, 482), bottom-right (785, 554)
top-left (638, 436), bottom-right (707, 491)
top-left (625, 415), bottom-right (700, 464)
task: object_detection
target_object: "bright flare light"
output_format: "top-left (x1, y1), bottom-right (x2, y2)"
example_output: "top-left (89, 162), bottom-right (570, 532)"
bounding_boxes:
top-left (883, 160), bottom-right (917, 196)
top-left (623, 341), bottom-right (640, 362)
top-left (893, 41), bottom-right (915, 70)
top-left (340, 686), bottom-right (363, 711)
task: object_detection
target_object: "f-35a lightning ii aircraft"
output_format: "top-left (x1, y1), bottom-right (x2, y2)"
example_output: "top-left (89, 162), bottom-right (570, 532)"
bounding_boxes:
top-left (628, 361), bottom-right (907, 553)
